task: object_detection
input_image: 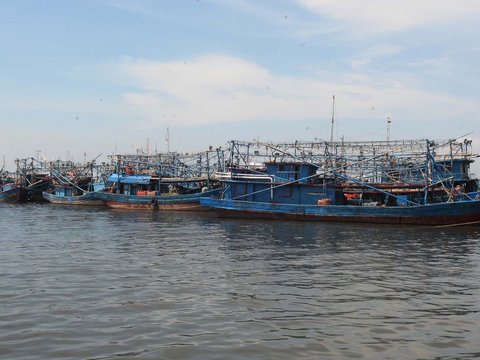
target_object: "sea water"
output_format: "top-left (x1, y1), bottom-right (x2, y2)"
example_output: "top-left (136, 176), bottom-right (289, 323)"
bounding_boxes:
top-left (1, 203), bottom-right (479, 359)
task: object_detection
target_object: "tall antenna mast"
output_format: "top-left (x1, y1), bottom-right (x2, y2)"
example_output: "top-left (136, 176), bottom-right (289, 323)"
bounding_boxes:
top-left (166, 127), bottom-right (170, 153)
top-left (387, 116), bottom-right (391, 142)
top-left (330, 95), bottom-right (335, 143)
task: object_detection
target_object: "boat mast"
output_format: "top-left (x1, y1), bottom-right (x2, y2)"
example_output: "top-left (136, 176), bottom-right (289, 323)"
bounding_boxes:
top-left (386, 116), bottom-right (391, 142)
top-left (166, 127), bottom-right (170, 153)
top-left (424, 140), bottom-right (433, 205)
top-left (330, 95), bottom-right (335, 143)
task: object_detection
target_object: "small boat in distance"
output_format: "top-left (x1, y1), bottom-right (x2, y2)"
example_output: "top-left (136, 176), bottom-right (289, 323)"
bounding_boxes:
top-left (41, 157), bottom-right (108, 206)
top-left (42, 182), bottom-right (106, 206)
top-left (13, 158), bottom-right (52, 202)
top-left (0, 183), bottom-right (18, 202)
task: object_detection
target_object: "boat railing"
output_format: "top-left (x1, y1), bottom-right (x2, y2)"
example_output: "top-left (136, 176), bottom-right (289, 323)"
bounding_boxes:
top-left (214, 171), bottom-right (274, 181)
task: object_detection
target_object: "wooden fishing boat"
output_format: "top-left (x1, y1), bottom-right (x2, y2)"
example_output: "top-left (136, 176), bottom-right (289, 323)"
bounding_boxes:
top-left (201, 196), bottom-right (480, 225)
top-left (42, 183), bottom-right (106, 206)
top-left (95, 174), bottom-right (220, 210)
top-left (200, 138), bottom-right (480, 226)
top-left (0, 183), bottom-right (18, 202)
top-left (14, 158), bottom-right (52, 202)
top-left (16, 177), bottom-right (52, 202)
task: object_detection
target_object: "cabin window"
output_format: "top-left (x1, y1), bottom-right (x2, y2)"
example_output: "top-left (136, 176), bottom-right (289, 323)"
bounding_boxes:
top-left (278, 164), bottom-right (300, 180)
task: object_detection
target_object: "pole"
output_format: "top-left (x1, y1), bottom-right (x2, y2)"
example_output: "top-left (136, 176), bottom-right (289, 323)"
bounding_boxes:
top-left (387, 116), bottom-right (391, 142)
top-left (330, 95), bottom-right (335, 143)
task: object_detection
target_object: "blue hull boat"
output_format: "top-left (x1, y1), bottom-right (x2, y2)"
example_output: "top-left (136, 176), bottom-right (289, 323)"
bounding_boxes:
top-left (42, 191), bottom-right (105, 206)
top-left (0, 184), bottom-right (18, 202)
top-left (94, 173), bottom-right (221, 210)
top-left (96, 188), bottom-right (220, 210)
top-left (200, 197), bottom-right (480, 225)
top-left (201, 138), bottom-right (480, 226)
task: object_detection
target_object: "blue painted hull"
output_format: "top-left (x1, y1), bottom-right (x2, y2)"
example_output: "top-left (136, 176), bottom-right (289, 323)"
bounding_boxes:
top-left (0, 185), bottom-right (18, 202)
top-left (95, 188), bottom-right (220, 210)
top-left (42, 191), bottom-right (106, 206)
top-left (200, 198), bottom-right (480, 225)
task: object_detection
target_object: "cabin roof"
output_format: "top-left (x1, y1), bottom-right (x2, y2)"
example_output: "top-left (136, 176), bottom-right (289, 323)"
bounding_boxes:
top-left (108, 174), bottom-right (208, 184)
top-left (264, 161), bottom-right (318, 166)
top-left (108, 174), bottom-right (151, 185)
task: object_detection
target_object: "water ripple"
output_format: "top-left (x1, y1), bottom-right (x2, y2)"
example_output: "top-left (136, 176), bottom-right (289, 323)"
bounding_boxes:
top-left (0, 204), bottom-right (479, 359)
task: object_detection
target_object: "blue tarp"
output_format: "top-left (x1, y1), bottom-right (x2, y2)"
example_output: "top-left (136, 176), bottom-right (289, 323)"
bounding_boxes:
top-left (108, 174), bottom-right (151, 185)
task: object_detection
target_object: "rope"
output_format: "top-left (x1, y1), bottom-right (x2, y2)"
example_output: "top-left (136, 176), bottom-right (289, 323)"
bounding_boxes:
top-left (433, 220), bottom-right (480, 228)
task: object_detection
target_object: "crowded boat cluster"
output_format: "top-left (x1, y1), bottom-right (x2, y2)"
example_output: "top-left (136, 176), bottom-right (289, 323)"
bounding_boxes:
top-left (1, 137), bottom-right (480, 226)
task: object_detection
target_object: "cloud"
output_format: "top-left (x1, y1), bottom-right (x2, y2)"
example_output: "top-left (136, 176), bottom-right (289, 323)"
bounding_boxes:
top-left (350, 45), bottom-right (403, 69)
top-left (296, 0), bottom-right (480, 33)
top-left (406, 57), bottom-right (453, 74)
top-left (112, 54), bottom-right (480, 137)
top-left (119, 55), bottom-right (270, 95)
top-left (116, 54), bottom-right (336, 125)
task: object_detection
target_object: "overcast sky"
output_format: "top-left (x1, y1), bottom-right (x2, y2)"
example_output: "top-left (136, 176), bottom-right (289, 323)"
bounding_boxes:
top-left (1, 0), bottom-right (479, 170)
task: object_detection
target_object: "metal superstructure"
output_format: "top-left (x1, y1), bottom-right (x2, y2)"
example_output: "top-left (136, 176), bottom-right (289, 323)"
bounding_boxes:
top-left (107, 148), bottom-right (227, 180)
top-left (225, 138), bottom-right (477, 186)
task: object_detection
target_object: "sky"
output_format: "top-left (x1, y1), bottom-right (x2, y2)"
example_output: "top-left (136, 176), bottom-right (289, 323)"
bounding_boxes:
top-left (1, 0), bottom-right (479, 171)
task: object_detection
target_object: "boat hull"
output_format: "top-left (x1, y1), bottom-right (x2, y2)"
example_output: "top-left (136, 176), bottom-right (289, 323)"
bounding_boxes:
top-left (17, 180), bottom-right (52, 202)
top-left (0, 185), bottom-right (18, 202)
top-left (42, 191), bottom-right (105, 206)
top-left (96, 188), bottom-right (220, 211)
top-left (200, 198), bottom-right (480, 226)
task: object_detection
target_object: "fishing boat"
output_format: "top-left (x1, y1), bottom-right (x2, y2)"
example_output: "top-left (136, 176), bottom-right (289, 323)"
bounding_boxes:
top-left (0, 183), bottom-right (18, 202)
top-left (93, 149), bottom-right (224, 210)
top-left (200, 138), bottom-right (480, 226)
top-left (0, 168), bottom-right (17, 201)
top-left (43, 189), bottom-right (103, 205)
top-left (16, 176), bottom-right (52, 202)
top-left (13, 158), bottom-right (52, 202)
top-left (42, 182), bottom-right (106, 206)
top-left (41, 158), bottom-right (107, 206)
top-left (95, 173), bottom-right (220, 210)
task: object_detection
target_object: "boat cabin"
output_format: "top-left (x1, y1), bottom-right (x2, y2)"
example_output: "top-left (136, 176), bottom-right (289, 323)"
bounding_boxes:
top-left (106, 174), bottom-right (208, 196)
top-left (223, 162), bottom-right (338, 205)
top-left (107, 174), bottom-right (158, 196)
